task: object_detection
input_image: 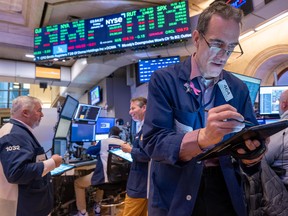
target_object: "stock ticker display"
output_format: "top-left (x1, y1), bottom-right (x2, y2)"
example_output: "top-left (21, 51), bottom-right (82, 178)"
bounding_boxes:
top-left (34, 1), bottom-right (191, 61)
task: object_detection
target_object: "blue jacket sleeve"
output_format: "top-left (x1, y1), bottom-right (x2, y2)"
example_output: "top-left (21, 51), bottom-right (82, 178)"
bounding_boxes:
top-left (86, 141), bottom-right (101, 155)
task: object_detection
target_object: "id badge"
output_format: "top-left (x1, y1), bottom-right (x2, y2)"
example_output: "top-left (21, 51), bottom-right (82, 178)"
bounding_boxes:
top-left (218, 80), bottom-right (233, 102)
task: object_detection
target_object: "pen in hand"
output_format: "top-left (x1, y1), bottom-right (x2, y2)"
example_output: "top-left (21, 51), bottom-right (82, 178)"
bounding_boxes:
top-left (225, 118), bottom-right (255, 127)
top-left (204, 109), bottom-right (255, 127)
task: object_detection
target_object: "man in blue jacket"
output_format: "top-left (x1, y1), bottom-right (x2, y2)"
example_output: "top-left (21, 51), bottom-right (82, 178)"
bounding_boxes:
top-left (0, 96), bottom-right (62, 216)
top-left (142, 2), bottom-right (266, 216)
top-left (121, 97), bottom-right (150, 216)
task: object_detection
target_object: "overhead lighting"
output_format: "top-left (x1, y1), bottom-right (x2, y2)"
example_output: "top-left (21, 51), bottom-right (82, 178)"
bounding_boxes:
top-left (25, 54), bottom-right (35, 58)
top-left (255, 11), bottom-right (288, 31)
top-left (239, 10), bottom-right (288, 41)
top-left (239, 30), bottom-right (255, 40)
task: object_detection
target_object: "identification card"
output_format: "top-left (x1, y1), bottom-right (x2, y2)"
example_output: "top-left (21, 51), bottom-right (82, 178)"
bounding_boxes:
top-left (218, 80), bottom-right (233, 102)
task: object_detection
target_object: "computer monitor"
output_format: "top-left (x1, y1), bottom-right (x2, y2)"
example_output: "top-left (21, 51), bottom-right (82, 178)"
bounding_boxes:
top-left (74, 104), bottom-right (102, 122)
top-left (60, 95), bottom-right (79, 120)
top-left (95, 117), bottom-right (115, 134)
top-left (231, 72), bottom-right (261, 104)
top-left (89, 85), bottom-right (101, 105)
top-left (70, 122), bottom-right (96, 142)
top-left (54, 118), bottom-right (72, 139)
top-left (259, 86), bottom-right (288, 116)
top-left (136, 56), bottom-right (180, 86)
top-left (95, 133), bottom-right (109, 142)
top-left (52, 138), bottom-right (67, 157)
top-left (265, 118), bottom-right (280, 124)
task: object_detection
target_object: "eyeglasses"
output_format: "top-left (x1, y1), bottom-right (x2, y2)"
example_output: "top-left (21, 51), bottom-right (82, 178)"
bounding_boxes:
top-left (200, 32), bottom-right (243, 60)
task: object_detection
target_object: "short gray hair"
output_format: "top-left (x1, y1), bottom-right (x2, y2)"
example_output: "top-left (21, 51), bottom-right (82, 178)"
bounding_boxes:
top-left (11, 96), bottom-right (42, 116)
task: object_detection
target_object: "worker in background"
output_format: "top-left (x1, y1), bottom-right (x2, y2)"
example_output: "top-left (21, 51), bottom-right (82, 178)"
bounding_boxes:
top-left (121, 97), bottom-right (150, 216)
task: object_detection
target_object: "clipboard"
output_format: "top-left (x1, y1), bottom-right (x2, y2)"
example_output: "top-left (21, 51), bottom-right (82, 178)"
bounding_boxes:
top-left (109, 148), bottom-right (133, 162)
top-left (50, 163), bottom-right (75, 176)
top-left (197, 119), bottom-right (288, 160)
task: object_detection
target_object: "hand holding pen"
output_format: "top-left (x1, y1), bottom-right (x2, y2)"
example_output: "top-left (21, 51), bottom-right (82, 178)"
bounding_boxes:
top-left (198, 104), bottom-right (250, 149)
top-left (205, 109), bottom-right (255, 127)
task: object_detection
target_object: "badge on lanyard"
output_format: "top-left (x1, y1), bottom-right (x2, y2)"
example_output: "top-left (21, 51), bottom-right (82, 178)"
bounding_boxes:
top-left (218, 80), bottom-right (233, 102)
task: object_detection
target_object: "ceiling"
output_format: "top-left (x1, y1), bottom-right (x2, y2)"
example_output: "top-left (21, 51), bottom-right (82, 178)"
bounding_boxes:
top-left (0, 0), bottom-right (287, 99)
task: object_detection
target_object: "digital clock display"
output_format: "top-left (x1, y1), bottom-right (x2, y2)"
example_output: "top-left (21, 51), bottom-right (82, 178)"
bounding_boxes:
top-left (34, 1), bottom-right (191, 61)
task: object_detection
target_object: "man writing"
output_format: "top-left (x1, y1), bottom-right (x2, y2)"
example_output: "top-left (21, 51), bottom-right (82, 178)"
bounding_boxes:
top-left (142, 2), bottom-right (266, 216)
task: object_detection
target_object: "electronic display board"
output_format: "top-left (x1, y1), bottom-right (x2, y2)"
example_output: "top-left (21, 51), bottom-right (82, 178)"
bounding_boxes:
top-left (34, 1), bottom-right (191, 61)
top-left (226, 0), bottom-right (254, 15)
top-left (137, 56), bottom-right (180, 85)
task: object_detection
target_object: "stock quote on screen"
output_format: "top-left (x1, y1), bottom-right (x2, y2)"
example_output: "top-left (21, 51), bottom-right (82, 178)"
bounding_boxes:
top-left (34, 1), bottom-right (191, 61)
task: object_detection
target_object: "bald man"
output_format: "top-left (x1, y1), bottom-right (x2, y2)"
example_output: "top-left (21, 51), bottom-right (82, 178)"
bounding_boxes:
top-left (265, 89), bottom-right (288, 189)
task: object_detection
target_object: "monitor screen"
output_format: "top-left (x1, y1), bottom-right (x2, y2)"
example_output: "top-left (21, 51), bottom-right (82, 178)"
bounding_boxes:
top-left (265, 118), bottom-right (280, 124)
top-left (70, 122), bottom-right (96, 142)
top-left (259, 86), bottom-right (288, 115)
top-left (74, 104), bottom-right (101, 122)
top-left (96, 117), bottom-right (115, 134)
top-left (60, 95), bottom-right (79, 119)
top-left (89, 86), bottom-right (101, 105)
top-left (52, 138), bottom-right (67, 157)
top-left (231, 72), bottom-right (261, 104)
top-left (137, 56), bottom-right (180, 85)
top-left (54, 118), bottom-right (72, 139)
top-left (95, 133), bottom-right (109, 142)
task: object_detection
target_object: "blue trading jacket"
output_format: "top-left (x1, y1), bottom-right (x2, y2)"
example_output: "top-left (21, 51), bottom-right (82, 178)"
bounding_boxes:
top-left (126, 129), bottom-right (150, 198)
top-left (142, 56), bottom-right (258, 216)
top-left (0, 119), bottom-right (53, 216)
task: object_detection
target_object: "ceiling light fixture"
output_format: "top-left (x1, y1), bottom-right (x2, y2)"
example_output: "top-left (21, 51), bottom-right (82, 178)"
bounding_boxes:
top-left (255, 11), bottom-right (288, 31)
top-left (239, 10), bottom-right (288, 41)
top-left (239, 30), bottom-right (255, 40)
top-left (25, 54), bottom-right (35, 58)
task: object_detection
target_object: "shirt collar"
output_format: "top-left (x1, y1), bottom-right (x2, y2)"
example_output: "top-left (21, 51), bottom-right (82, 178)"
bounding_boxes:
top-left (11, 118), bottom-right (34, 132)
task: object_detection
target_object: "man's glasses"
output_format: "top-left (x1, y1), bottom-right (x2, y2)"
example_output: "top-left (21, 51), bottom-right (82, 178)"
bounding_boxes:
top-left (200, 32), bottom-right (243, 60)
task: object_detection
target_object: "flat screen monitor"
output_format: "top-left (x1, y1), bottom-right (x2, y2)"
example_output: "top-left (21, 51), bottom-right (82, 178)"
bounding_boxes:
top-left (95, 133), bottom-right (109, 142)
top-left (136, 56), bottom-right (180, 85)
top-left (60, 95), bottom-right (79, 120)
top-left (96, 117), bottom-right (115, 134)
top-left (89, 85), bottom-right (101, 105)
top-left (265, 118), bottom-right (280, 124)
top-left (70, 122), bottom-right (96, 142)
top-left (74, 104), bottom-right (101, 122)
top-left (54, 118), bottom-right (72, 139)
top-left (259, 86), bottom-right (288, 115)
top-left (231, 72), bottom-right (261, 104)
top-left (52, 138), bottom-right (67, 157)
